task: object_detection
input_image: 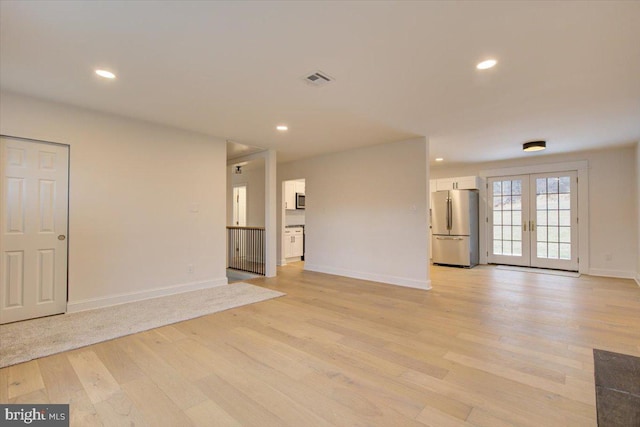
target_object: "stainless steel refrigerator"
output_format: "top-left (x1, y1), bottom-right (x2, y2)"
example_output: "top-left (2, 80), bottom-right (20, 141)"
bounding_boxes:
top-left (431, 189), bottom-right (479, 267)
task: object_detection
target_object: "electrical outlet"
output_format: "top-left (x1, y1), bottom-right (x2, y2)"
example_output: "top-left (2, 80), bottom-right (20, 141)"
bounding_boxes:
top-left (188, 264), bottom-right (194, 274)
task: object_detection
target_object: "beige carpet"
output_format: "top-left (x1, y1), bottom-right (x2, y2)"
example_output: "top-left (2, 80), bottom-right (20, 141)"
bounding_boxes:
top-left (0, 282), bottom-right (284, 368)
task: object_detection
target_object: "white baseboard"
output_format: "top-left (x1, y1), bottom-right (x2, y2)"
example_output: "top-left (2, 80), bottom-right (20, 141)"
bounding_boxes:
top-left (635, 273), bottom-right (640, 287)
top-left (304, 263), bottom-right (431, 290)
top-left (67, 277), bottom-right (229, 313)
top-left (588, 268), bottom-right (636, 280)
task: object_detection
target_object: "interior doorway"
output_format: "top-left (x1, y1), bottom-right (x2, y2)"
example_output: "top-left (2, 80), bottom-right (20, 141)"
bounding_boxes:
top-left (282, 178), bottom-right (305, 266)
top-left (487, 171), bottom-right (578, 271)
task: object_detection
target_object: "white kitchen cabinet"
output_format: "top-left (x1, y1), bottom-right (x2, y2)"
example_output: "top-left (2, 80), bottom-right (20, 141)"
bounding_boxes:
top-left (291, 234), bottom-right (303, 257)
top-left (284, 227), bottom-right (304, 258)
top-left (455, 176), bottom-right (481, 190)
top-left (434, 176), bottom-right (481, 191)
top-left (295, 181), bottom-right (305, 195)
top-left (435, 177), bottom-right (456, 191)
top-left (284, 181), bottom-right (296, 210)
top-left (284, 230), bottom-right (293, 258)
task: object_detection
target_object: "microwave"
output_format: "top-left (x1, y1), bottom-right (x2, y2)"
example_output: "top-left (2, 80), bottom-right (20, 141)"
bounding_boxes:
top-left (295, 193), bottom-right (305, 209)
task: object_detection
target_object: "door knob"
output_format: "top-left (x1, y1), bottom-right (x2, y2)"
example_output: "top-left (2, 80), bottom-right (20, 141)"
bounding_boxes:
top-left (58, 235), bottom-right (66, 241)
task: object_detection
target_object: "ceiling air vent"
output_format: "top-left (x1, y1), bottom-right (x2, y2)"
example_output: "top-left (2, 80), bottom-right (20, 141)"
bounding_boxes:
top-left (302, 70), bottom-right (334, 87)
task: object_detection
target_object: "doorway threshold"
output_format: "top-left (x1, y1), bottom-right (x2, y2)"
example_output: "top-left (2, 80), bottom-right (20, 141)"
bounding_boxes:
top-left (226, 268), bottom-right (262, 283)
top-left (495, 265), bottom-right (580, 278)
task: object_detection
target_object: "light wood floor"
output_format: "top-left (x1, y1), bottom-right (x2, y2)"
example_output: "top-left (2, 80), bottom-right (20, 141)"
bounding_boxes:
top-left (2, 264), bottom-right (639, 426)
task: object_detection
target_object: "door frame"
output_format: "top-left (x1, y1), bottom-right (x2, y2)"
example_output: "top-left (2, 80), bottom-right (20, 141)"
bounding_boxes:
top-left (479, 160), bottom-right (589, 274)
top-left (1, 134), bottom-right (71, 322)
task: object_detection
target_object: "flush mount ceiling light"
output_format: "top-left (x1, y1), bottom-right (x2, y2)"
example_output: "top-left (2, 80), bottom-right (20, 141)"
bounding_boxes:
top-left (276, 125), bottom-right (288, 131)
top-left (95, 69), bottom-right (116, 79)
top-left (523, 140), bottom-right (546, 152)
top-left (435, 158), bottom-right (444, 162)
top-left (476, 59), bottom-right (497, 70)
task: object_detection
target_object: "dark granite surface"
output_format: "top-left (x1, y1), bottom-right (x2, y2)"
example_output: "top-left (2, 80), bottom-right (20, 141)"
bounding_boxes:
top-left (593, 349), bottom-right (640, 427)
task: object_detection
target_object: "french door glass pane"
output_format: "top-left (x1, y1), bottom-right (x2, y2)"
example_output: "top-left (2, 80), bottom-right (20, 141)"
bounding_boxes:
top-left (537, 226), bottom-right (547, 242)
top-left (503, 212), bottom-right (512, 225)
top-left (513, 210), bottom-right (522, 224)
top-left (503, 226), bottom-right (512, 240)
top-left (535, 176), bottom-right (571, 260)
top-left (537, 242), bottom-right (547, 258)
top-left (493, 210), bottom-right (502, 225)
top-left (492, 179), bottom-right (523, 256)
top-left (537, 211), bottom-right (547, 225)
top-left (513, 241), bottom-right (522, 255)
top-left (512, 180), bottom-right (522, 195)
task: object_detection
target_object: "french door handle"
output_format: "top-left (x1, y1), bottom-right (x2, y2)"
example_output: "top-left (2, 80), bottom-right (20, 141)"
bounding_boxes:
top-left (523, 222), bottom-right (527, 232)
top-left (530, 220), bottom-right (535, 231)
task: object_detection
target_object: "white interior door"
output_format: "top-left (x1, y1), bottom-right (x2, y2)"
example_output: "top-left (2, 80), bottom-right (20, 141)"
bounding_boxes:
top-left (487, 171), bottom-right (578, 271)
top-left (233, 185), bottom-right (247, 227)
top-left (1, 137), bottom-right (69, 324)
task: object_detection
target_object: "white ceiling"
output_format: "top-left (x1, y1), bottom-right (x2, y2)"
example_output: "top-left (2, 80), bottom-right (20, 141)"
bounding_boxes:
top-left (1, 1), bottom-right (639, 164)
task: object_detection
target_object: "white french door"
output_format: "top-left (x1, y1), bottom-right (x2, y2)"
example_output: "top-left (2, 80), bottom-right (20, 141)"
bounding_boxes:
top-left (1, 136), bottom-right (69, 324)
top-left (488, 171), bottom-right (578, 271)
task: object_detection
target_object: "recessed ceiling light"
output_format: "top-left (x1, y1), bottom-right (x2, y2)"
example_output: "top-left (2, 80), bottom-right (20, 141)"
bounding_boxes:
top-left (95, 69), bottom-right (116, 79)
top-left (435, 158), bottom-right (444, 162)
top-left (276, 125), bottom-right (288, 131)
top-left (476, 59), bottom-right (497, 70)
top-left (523, 140), bottom-right (546, 152)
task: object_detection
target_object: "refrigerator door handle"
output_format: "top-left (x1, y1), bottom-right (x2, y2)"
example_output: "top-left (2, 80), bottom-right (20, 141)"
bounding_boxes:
top-left (436, 236), bottom-right (464, 240)
top-left (445, 199), bottom-right (448, 230)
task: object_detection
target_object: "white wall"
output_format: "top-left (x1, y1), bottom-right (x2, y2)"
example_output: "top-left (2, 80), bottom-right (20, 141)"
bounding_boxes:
top-left (227, 160), bottom-right (265, 227)
top-left (278, 137), bottom-right (430, 289)
top-left (1, 91), bottom-right (228, 311)
top-left (431, 145), bottom-right (637, 278)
